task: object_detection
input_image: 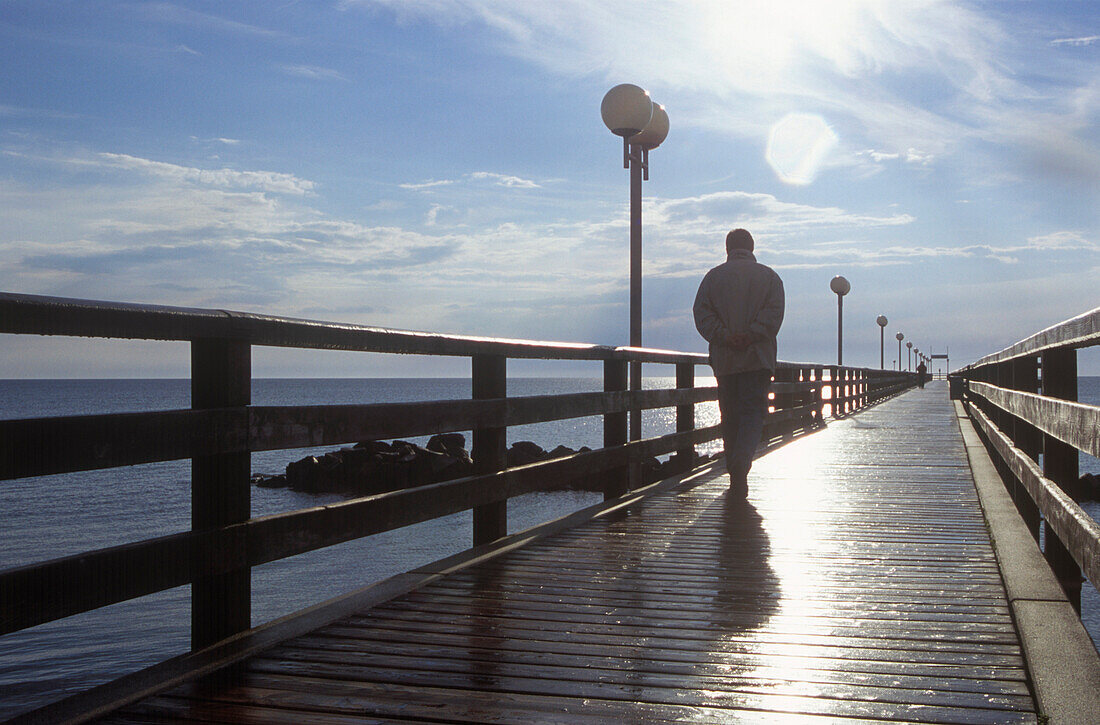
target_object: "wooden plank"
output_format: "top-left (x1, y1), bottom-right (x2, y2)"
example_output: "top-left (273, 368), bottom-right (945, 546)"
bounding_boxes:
top-left (0, 387), bottom-right (719, 481)
top-left (175, 669), bottom-right (1038, 724)
top-left (190, 337), bottom-right (252, 649)
top-left (153, 675), bottom-right (908, 725)
top-left (602, 359), bottom-right (628, 500)
top-left (0, 409), bottom-right (241, 481)
top-left (246, 650), bottom-right (1034, 714)
top-left (1041, 348), bottom-right (1083, 609)
top-left (291, 629), bottom-right (1028, 690)
top-left (0, 529), bottom-right (218, 635)
top-left (472, 354), bottom-right (507, 545)
top-left (98, 696), bottom-right (405, 724)
top-left (0, 291), bottom-right (708, 364)
top-left (969, 380), bottom-right (1100, 458)
top-left (673, 361), bottom-right (694, 471)
top-left (351, 606), bottom-right (1023, 658)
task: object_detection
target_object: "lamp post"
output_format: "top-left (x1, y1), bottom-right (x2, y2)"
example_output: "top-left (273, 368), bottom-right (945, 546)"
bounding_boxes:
top-left (830, 276), bottom-right (850, 365)
top-left (602, 84), bottom-right (669, 442)
top-left (876, 315), bottom-right (888, 370)
top-left (906, 341), bottom-right (913, 371)
top-left (896, 332), bottom-right (904, 371)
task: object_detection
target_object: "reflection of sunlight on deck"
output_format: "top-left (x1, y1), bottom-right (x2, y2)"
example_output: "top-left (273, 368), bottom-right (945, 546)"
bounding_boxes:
top-left (747, 433), bottom-right (839, 690)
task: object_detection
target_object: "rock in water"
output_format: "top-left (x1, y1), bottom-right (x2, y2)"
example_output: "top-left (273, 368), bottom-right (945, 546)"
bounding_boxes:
top-left (508, 441), bottom-right (546, 467)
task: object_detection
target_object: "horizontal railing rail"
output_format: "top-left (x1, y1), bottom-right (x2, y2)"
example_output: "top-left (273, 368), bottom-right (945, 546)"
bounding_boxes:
top-left (967, 382), bottom-right (1100, 459)
top-left (0, 388), bottom-right (716, 481)
top-left (952, 304), bottom-right (1100, 613)
top-left (0, 292), bottom-right (703, 363)
top-left (0, 291), bottom-right (917, 718)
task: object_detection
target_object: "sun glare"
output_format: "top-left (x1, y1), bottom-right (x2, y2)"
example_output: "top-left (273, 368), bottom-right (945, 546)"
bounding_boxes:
top-left (698, 0), bottom-right (866, 81)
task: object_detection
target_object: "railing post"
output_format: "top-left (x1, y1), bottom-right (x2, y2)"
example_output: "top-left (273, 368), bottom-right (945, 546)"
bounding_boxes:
top-left (813, 366), bottom-right (824, 422)
top-left (1042, 348), bottom-right (1083, 611)
top-left (604, 359), bottom-right (629, 500)
top-left (832, 367), bottom-right (841, 416)
top-left (992, 360), bottom-right (1030, 531)
top-left (1010, 356), bottom-right (1042, 542)
top-left (191, 338), bottom-right (251, 651)
top-left (472, 354), bottom-right (507, 546)
top-left (674, 361), bottom-right (695, 472)
top-left (770, 366), bottom-right (790, 439)
top-left (826, 366), bottom-right (836, 417)
top-left (797, 367), bottom-right (811, 431)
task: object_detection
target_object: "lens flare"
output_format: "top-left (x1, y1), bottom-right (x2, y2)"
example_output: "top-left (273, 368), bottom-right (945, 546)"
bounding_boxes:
top-left (766, 113), bottom-right (838, 185)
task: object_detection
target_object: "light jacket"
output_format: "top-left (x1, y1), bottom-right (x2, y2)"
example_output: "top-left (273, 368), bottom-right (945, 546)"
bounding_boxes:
top-left (693, 249), bottom-right (785, 374)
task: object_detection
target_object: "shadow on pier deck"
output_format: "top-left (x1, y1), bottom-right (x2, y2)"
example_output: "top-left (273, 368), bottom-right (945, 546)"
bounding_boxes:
top-left (97, 383), bottom-right (1049, 724)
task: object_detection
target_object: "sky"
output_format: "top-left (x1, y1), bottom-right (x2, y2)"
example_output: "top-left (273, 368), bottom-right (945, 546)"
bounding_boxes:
top-left (2, 0), bottom-right (1099, 378)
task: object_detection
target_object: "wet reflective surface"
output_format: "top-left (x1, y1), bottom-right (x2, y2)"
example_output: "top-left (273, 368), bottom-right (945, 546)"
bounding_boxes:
top-left (101, 383), bottom-right (1037, 723)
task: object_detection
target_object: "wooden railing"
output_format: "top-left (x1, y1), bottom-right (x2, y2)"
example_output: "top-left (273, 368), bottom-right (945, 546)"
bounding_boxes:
top-left (952, 305), bottom-right (1100, 611)
top-left (0, 292), bottom-right (915, 689)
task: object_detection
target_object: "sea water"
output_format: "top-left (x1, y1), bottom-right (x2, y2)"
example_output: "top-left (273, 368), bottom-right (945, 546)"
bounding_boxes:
top-left (1, 378), bottom-right (1097, 718)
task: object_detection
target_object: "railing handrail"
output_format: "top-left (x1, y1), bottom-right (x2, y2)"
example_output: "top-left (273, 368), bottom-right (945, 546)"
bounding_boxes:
top-left (1, 291), bottom-right (929, 376)
top-left (958, 305), bottom-right (1100, 371)
top-left (0, 291), bottom-right (707, 365)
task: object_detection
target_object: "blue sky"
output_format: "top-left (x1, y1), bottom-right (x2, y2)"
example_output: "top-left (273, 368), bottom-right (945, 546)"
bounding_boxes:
top-left (2, 0), bottom-right (1099, 377)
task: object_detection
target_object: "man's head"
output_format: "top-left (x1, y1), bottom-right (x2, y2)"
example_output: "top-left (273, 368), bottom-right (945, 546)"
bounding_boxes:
top-left (726, 228), bottom-right (754, 254)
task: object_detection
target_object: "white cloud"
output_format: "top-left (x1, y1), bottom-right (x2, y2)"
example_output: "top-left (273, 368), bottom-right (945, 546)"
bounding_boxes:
top-left (189, 136), bottom-right (241, 146)
top-left (95, 153), bottom-right (315, 195)
top-left (864, 150), bottom-right (900, 162)
top-left (399, 179), bottom-right (455, 190)
top-left (1025, 231), bottom-right (1097, 250)
top-left (646, 190), bottom-right (915, 235)
top-left (0, 104), bottom-right (80, 120)
top-left (468, 171), bottom-right (540, 188)
top-left (905, 148), bottom-right (934, 165)
top-left (278, 64), bottom-right (347, 81)
top-left (425, 203), bottom-right (458, 226)
top-left (1051, 36), bottom-right (1100, 47)
top-left (400, 171), bottom-right (540, 190)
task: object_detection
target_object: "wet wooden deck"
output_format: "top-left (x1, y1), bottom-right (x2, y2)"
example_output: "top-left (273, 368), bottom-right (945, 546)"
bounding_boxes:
top-left (100, 382), bottom-right (1038, 724)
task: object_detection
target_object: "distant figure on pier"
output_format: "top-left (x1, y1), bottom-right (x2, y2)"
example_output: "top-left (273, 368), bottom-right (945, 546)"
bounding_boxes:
top-left (693, 228), bottom-right (785, 497)
top-left (917, 360), bottom-right (927, 388)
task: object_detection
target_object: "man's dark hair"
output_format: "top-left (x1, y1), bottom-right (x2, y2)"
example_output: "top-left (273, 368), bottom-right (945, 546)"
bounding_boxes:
top-left (726, 228), bottom-right (754, 253)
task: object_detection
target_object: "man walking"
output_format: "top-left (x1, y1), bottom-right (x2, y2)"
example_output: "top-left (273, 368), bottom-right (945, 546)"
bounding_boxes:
top-left (693, 229), bottom-right (785, 496)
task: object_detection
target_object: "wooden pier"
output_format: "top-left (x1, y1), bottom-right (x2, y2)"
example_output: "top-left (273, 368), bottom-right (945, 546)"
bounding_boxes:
top-left (3, 294), bottom-right (1100, 723)
top-left (94, 384), bottom-right (1034, 723)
